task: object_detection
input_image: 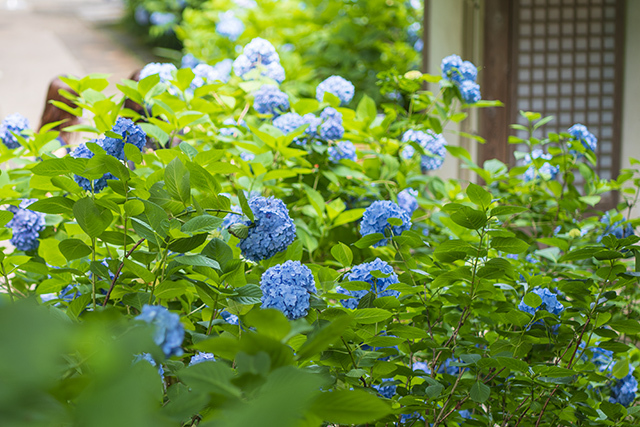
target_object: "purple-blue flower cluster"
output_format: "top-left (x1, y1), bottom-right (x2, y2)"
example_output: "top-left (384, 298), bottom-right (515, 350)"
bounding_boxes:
top-left (328, 141), bottom-right (357, 163)
top-left (237, 196), bottom-right (297, 261)
top-left (397, 188), bottom-right (419, 216)
top-left (220, 310), bottom-right (239, 325)
top-left (181, 53), bottom-right (202, 69)
top-left (6, 199), bottom-right (46, 252)
top-left (599, 211), bottom-right (634, 240)
top-left (523, 149), bottom-right (559, 182)
top-left (103, 117), bottom-right (147, 160)
top-left (191, 63), bottom-right (227, 89)
top-left (568, 123), bottom-right (597, 152)
top-left (610, 371), bottom-right (638, 407)
top-left (518, 287), bottom-right (564, 316)
top-left (216, 10), bottom-right (244, 41)
top-left (70, 139), bottom-right (116, 193)
top-left (319, 107), bottom-right (344, 141)
top-left (260, 260), bottom-right (316, 320)
top-left (335, 258), bottom-right (400, 309)
top-left (233, 38), bottom-right (285, 83)
top-left (0, 113), bottom-right (30, 149)
top-left (441, 54), bottom-right (481, 104)
top-left (316, 75), bottom-right (355, 105)
top-left (189, 352), bottom-right (216, 366)
top-left (401, 129), bottom-right (447, 171)
top-left (360, 201), bottom-right (412, 247)
top-left (372, 379), bottom-right (396, 399)
top-left (139, 62), bottom-right (177, 84)
top-left (136, 304), bottom-right (184, 358)
top-left (272, 112), bottom-right (321, 144)
top-left (253, 84), bottom-right (289, 115)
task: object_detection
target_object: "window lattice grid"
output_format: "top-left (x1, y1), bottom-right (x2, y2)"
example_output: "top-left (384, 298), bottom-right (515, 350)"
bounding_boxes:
top-left (512, 0), bottom-right (621, 182)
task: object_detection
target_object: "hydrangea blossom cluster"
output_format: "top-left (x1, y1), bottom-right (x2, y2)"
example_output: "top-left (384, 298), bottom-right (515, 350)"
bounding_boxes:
top-left (272, 113), bottom-right (320, 144)
top-left (133, 353), bottom-right (164, 377)
top-left (360, 201), bottom-right (412, 247)
top-left (335, 258), bottom-right (400, 309)
top-left (134, 6), bottom-right (149, 25)
top-left (139, 62), bottom-right (178, 85)
top-left (610, 371), bottom-right (638, 407)
top-left (568, 123), bottom-right (597, 151)
top-left (219, 118), bottom-right (246, 137)
top-left (523, 149), bottom-right (559, 182)
top-left (441, 54), bottom-right (481, 104)
top-left (599, 211), bottom-right (634, 240)
top-left (216, 10), bottom-right (245, 41)
top-left (237, 196), bottom-right (297, 261)
top-left (372, 380), bottom-right (396, 399)
top-left (413, 358), bottom-right (465, 376)
top-left (6, 199), bottom-right (46, 252)
top-left (189, 352), bottom-right (216, 366)
top-left (233, 38), bottom-right (285, 83)
top-left (401, 129), bottom-right (447, 171)
top-left (260, 260), bottom-right (316, 320)
top-left (319, 107), bottom-right (344, 141)
top-left (518, 287), bottom-right (564, 316)
top-left (397, 188), bottom-right (419, 216)
top-left (181, 53), bottom-right (202, 69)
top-left (220, 310), bottom-right (239, 325)
top-left (240, 151), bottom-right (255, 161)
top-left (328, 141), bottom-right (357, 163)
top-left (221, 204), bottom-right (244, 230)
top-left (103, 117), bottom-right (146, 160)
top-left (70, 139), bottom-right (116, 192)
top-left (136, 304), bottom-right (184, 358)
top-left (0, 113), bottom-right (30, 149)
top-left (149, 11), bottom-right (176, 27)
top-left (191, 63), bottom-right (227, 89)
top-left (253, 84), bottom-right (289, 115)
top-left (582, 345), bottom-right (614, 373)
top-left (316, 75), bottom-right (355, 105)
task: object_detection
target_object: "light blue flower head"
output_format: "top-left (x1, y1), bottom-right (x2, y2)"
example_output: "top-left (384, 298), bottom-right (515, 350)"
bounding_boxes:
top-left (136, 304), bottom-right (185, 358)
top-left (220, 310), bottom-right (239, 325)
top-left (150, 11), bottom-right (176, 26)
top-left (523, 149), bottom-right (559, 182)
top-left (221, 204), bottom-right (244, 230)
top-left (600, 211), bottom-right (634, 240)
top-left (328, 141), bottom-right (357, 163)
top-left (6, 199), bottom-right (46, 252)
top-left (233, 38), bottom-right (285, 83)
top-left (0, 113), bottom-right (30, 149)
top-left (181, 53), bottom-right (202, 69)
top-left (459, 80), bottom-right (481, 104)
top-left (139, 62), bottom-right (177, 84)
top-left (70, 139), bottom-right (117, 193)
top-left (237, 196), bottom-right (297, 262)
top-left (260, 260), bottom-right (316, 320)
top-left (273, 112), bottom-right (305, 137)
top-left (216, 10), bottom-right (245, 41)
top-left (191, 63), bottom-right (226, 89)
top-left (189, 352), bottom-right (216, 366)
top-left (134, 6), bottom-right (149, 25)
top-left (610, 370), bottom-right (638, 407)
top-left (398, 188), bottom-right (419, 216)
top-left (219, 118), bottom-right (246, 137)
top-left (213, 59), bottom-right (233, 83)
top-left (568, 123), bottom-right (597, 151)
top-left (253, 84), bottom-right (290, 115)
top-left (335, 258), bottom-right (400, 309)
top-left (360, 200), bottom-right (412, 247)
top-left (401, 129), bottom-right (447, 171)
top-left (302, 113), bottom-right (321, 139)
top-left (518, 287), bottom-right (564, 316)
top-left (102, 117), bottom-right (146, 160)
top-left (441, 54), bottom-right (463, 81)
top-left (316, 75), bottom-right (355, 105)
top-left (372, 379), bottom-right (396, 399)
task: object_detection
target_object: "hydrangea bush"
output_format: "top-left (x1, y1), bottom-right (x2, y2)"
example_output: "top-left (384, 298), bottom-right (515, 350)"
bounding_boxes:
top-left (1, 37), bottom-right (640, 427)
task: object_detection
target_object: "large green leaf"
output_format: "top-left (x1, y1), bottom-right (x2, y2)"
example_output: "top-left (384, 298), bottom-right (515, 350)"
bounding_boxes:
top-left (310, 389), bottom-right (391, 424)
top-left (73, 197), bottom-right (113, 238)
top-left (165, 157), bottom-right (191, 206)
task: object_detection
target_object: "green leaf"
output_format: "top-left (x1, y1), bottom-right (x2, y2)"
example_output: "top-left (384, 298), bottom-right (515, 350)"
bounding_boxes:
top-left (356, 94), bottom-right (376, 122)
top-left (27, 197), bottom-right (75, 215)
top-left (310, 389), bottom-right (391, 424)
top-left (354, 233), bottom-right (384, 249)
top-left (58, 239), bottom-right (92, 261)
top-left (237, 189), bottom-right (254, 222)
top-left (168, 234), bottom-right (207, 253)
top-left (181, 215), bottom-right (224, 235)
top-left (353, 308), bottom-right (392, 324)
top-left (296, 315), bottom-right (352, 362)
top-left (123, 292), bottom-right (155, 310)
top-left (496, 357), bottom-right (529, 372)
top-left (73, 197), bottom-right (113, 238)
top-left (124, 143), bottom-right (143, 164)
top-left (174, 254), bottom-right (220, 270)
top-left (201, 238), bottom-right (233, 271)
top-left (470, 382), bottom-right (490, 403)
top-left (165, 157), bottom-right (191, 206)
top-left (523, 292), bottom-right (542, 309)
top-left (31, 158), bottom-right (71, 176)
top-left (333, 209), bottom-right (366, 227)
top-left (155, 280), bottom-right (190, 300)
top-left (490, 237), bottom-right (529, 254)
top-left (559, 247), bottom-right (599, 262)
top-left (608, 320), bottom-right (640, 335)
top-left (466, 183), bottom-right (492, 209)
top-left (450, 206), bottom-right (487, 230)
top-left (123, 259), bottom-right (155, 283)
top-left (176, 361), bottom-right (240, 397)
top-left (490, 206), bottom-right (528, 216)
top-left (331, 242), bottom-right (353, 268)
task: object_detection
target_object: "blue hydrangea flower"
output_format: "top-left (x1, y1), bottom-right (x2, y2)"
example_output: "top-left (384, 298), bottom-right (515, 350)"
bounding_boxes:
top-left (233, 38), bottom-right (285, 83)
top-left (599, 211), bottom-right (634, 241)
top-left (134, 6), bottom-right (149, 25)
top-left (523, 149), bottom-right (559, 182)
top-left (260, 260), bottom-right (316, 320)
top-left (189, 352), bottom-right (215, 366)
top-left (216, 10), bottom-right (244, 41)
top-left (568, 123), bottom-right (597, 151)
top-left (372, 379), bottom-right (396, 399)
top-left (582, 345), bottom-right (614, 373)
top-left (219, 118), bottom-right (246, 137)
top-left (237, 196), bottom-right (297, 262)
top-left (459, 80), bottom-right (481, 104)
top-left (70, 139), bottom-right (116, 193)
top-left (6, 199), bottom-right (46, 252)
top-left (149, 11), bottom-right (176, 26)
top-left (240, 151), bottom-right (255, 161)
top-left (328, 141), bottom-right (357, 163)
top-left (320, 119), bottom-right (344, 141)
top-left (139, 62), bottom-right (177, 84)
top-left (273, 112), bottom-right (307, 144)
top-left (441, 54), bottom-right (464, 81)
top-left (0, 113), bottom-right (30, 149)
top-left (133, 353), bottom-right (164, 377)
top-left (611, 371), bottom-right (638, 407)
top-left (102, 117), bottom-right (147, 160)
top-left (181, 53), bottom-right (202, 69)
top-left (320, 107), bottom-right (342, 122)
top-left (220, 310), bottom-right (239, 325)
top-left (302, 113), bottom-right (321, 139)
top-left (316, 76), bottom-right (355, 105)
top-left (360, 201), bottom-right (412, 247)
top-left (136, 304), bottom-right (184, 358)
top-left (397, 188), bottom-right (419, 216)
top-left (191, 63), bottom-right (226, 89)
top-left (221, 204), bottom-right (244, 230)
top-left (401, 129), bottom-right (447, 171)
top-left (335, 258), bottom-right (400, 309)
top-left (518, 287), bottom-right (564, 316)
top-left (213, 59), bottom-right (233, 83)
top-left (253, 84), bottom-right (289, 115)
